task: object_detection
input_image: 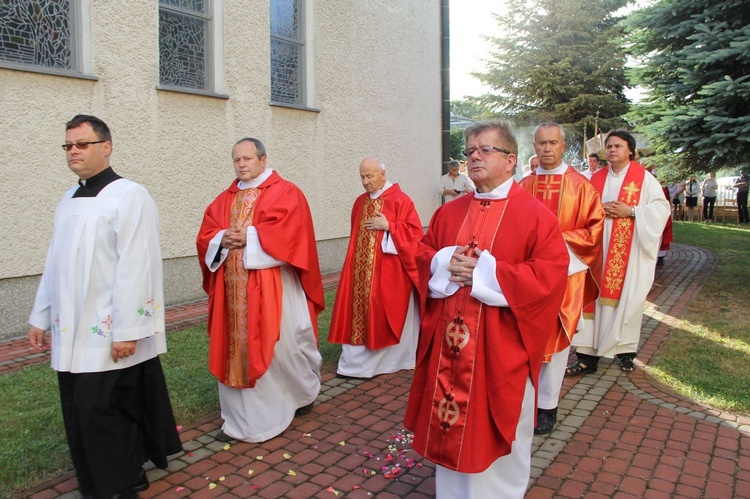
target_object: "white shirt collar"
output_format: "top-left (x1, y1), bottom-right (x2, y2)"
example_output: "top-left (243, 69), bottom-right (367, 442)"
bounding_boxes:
top-left (238, 168), bottom-right (274, 189)
top-left (609, 163), bottom-right (630, 178)
top-left (535, 162), bottom-right (568, 176)
top-left (474, 176), bottom-right (514, 200)
top-left (369, 181), bottom-right (393, 199)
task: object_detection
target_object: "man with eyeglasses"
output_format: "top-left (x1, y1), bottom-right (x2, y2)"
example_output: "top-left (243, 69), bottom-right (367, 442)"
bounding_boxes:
top-left (328, 158), bottom-right (422, 379)
top-left (197, 138), bottom-right (324, 443)
top-left (519, 123), bottom-right (604, 435)
top-left (28, 115), bottom-right (182, 499)
top-left (405, 121), bottom-right (569, 498)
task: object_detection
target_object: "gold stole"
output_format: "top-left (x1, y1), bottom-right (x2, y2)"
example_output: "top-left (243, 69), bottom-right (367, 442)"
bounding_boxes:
top-left (591, 164), bottom-right (645, 307)
top-left (427, 199), bottom-right (507, 469)
top-left (225, 188), bottom-right (259, 386)
top-left (350, 197), bottom-right (384, 344)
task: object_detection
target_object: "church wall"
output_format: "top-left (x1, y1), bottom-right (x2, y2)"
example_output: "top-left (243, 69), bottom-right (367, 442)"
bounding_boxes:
top-left (0, 1), bottom-right (441, 340)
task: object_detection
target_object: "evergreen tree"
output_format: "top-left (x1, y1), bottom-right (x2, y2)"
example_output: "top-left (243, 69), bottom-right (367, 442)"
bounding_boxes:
top-left (625, 0), bottom-right (750, 172)
top-left (474, 0), bottom-right (631, 142)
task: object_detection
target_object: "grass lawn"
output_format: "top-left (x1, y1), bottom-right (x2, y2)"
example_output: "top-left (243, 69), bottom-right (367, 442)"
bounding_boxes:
top-left (0, 291), bottom-right (338, 497)
top-left (650, 221), bottom-right (750, 415)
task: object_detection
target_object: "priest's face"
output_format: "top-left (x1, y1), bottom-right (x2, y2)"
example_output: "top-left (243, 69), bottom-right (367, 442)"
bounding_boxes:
top-left (533, 125), bottom-right (566, 170)
top-left (360, 158), bottom-right (387, 193)
top-left (65, 123), bottom-right (112, 180)
top-left (465, 130), bottom-right (516, 193)
top-left (232, 141), bottom-right (267, 182)
top-left (605, 136), bottom-right (632, 170)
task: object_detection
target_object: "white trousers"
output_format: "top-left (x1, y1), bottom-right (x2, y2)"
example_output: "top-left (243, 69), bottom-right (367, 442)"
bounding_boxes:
top-left (435, 377), bottom-right (535, 499)
top-left (537, 345), bottom-right (570, 410)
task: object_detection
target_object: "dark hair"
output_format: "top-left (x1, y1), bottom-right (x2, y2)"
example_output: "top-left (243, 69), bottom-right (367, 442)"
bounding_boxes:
top-left (449, 160), bottom-right (460, 168)
top-left (65, 114), bottom-right (112, 142)
top-left (588, 153), bottom-right (600, 160)
top-left (605, 130), bottom-right (637, 160)
top-left (234, 137), bottom-right (267, 159)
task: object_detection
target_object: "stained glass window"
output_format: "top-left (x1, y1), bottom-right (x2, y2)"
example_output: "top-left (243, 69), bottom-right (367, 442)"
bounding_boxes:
top-left (158, 0), bottom-right (210, 90)
top-left (0, 0), bottom-right (74, 70)
top-left (270, 0), bottom-right (304, 105)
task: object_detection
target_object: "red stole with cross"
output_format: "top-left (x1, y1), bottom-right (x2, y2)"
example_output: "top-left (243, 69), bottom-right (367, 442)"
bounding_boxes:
top-left (589, 162), bottom-right (645, 307)
top-left (527, 173), bottom-right (563, 216)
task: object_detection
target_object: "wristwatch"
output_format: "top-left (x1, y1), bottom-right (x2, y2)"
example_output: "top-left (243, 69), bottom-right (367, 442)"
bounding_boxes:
top-left (629, 206), bottom-right (636, 219)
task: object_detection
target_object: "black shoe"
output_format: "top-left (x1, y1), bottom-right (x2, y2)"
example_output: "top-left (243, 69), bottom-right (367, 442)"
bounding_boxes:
top-left (215, 430), bottom-right (235, 442)
top-left (534, 408), bottom-right (557, 435)
top-left (657, 256), bottom-right (665, 266)
top-left (295, 402), bottom-right (315, 416)
top-left (132, 468), bottom-right (149, 492)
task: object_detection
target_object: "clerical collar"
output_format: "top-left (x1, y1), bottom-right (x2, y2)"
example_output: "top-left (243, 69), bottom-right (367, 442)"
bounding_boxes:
top-left (369, 181), bottom-right (393, 199)
top-left (238, 168), bottom-right (274, 189)
top-left (608, 162), bottom-right (631, 178)
top-left (536, 162), bottom-right (567, 176)
top-left (474, 176), bottom-right (513, 200)
top-left (73, 166), bottom-right (122, 198)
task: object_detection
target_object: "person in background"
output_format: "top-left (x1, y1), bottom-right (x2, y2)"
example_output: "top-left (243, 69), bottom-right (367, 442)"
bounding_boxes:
top-left (684, 175), bottom-right (700, 222)
top-left (701, 172), bottom-right (718, 222)
top-left (734, 171), bottom-right (749, 224)
top-left (439, 160), bottom-right (474, 203)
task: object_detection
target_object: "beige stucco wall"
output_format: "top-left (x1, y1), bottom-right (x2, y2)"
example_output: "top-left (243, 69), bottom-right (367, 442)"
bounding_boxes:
top-left (0, 0), bottom-right (441, 340)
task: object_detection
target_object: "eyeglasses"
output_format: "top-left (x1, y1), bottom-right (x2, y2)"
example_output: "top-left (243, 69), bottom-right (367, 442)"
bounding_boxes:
top-left (462, 145), bottom-right (512, 157)
top-left (61, 140), bottom-right (106, 151)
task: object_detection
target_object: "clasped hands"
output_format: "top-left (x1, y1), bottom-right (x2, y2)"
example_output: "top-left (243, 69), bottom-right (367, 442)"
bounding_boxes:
top-left (221, 227), bottom-right (248, 249)
top-left (364, 211), bottom-right (389, 231)
top-left (449, 245), bottom-right (482, 287)
top-left (603, 200), bottom-right (632, 219)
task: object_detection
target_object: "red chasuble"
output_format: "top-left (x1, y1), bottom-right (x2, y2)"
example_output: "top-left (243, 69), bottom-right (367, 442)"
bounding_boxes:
top-left (328, 185), bottom-right (422, 349)
top-left (519, 167), bottom-right (604, 359)
top-left (404, 184), bottom-right (568, 472)
top-left (197, 172), bottom-right (324, 387)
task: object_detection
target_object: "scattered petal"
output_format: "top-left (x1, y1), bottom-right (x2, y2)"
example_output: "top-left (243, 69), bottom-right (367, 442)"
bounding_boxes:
top-left (326, 486), bottom-right (340, 495)
top-left (287, 470), bottom-right (297, 476)
top-left (175, 486), bottom-right (185, 492)
top-left (283, 453), bottom-right (292, 459)
top-left (353, 485), bottom-right (361, 490)
top-left (256, 455), bottom-right (264, 460)
top-left (176, 425), bottom-right (183, 431)
top-left (371, 470), bottom-right (376, 475)
top-left (223, 444), bottom-right (231, 451)
top-left (208, 483), bottom-right (217, 489)
top-left (303, 432), bottom-right (312, 437)
top-left (219, 476), bottom-right (225, 482)
top-left (339, 441), bottom-right (346, 446)
top-left (363, 451), bottom-right (373, 458)
top-left (385, 454), bottom-right (395, 462)
top-left (253, 485), bottom-right (260, 490)
top-left (248, 469), bottom-right (254, 475)
top-left (313, 445), bottom-right (319, 449)
top-left (188, 452), bottom-right (194, 457)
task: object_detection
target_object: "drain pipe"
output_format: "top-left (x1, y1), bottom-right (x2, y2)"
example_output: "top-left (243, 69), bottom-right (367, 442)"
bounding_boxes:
top-left (441, 0), bottom-right (451, 174)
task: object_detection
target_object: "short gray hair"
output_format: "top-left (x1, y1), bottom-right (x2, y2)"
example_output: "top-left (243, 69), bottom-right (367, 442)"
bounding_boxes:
top-left (533, 122), bottom-right (565, 141)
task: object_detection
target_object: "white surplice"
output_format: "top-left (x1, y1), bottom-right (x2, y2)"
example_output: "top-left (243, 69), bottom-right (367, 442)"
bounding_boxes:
top-left (29, 179), bottom-right (166, 373)
top-left (573, 165), bottom-right (670, 358)
top-left (205, 170), bottom-right (321, 442)
top-left (337, 182), bottom-right (419, 379)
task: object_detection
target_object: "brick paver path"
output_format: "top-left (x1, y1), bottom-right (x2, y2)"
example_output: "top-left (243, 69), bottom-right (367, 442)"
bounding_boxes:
top-left (10, 245), bottom-right (750, 498)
